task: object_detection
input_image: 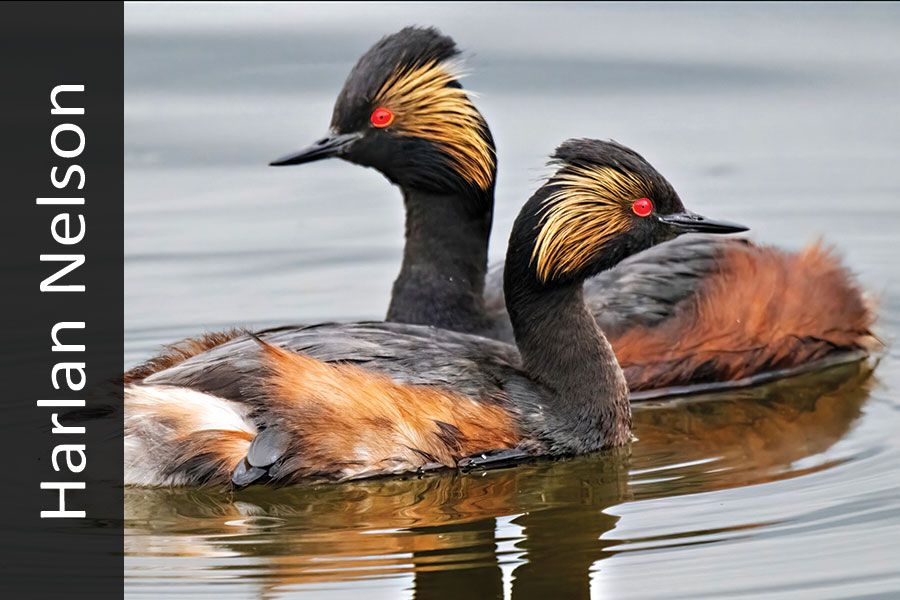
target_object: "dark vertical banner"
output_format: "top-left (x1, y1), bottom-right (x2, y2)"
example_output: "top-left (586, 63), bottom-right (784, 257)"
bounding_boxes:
top-left (0, 2), bottom-right (124, 598)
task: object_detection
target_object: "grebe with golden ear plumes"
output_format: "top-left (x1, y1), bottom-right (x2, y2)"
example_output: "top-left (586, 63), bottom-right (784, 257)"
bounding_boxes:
top-left (254, 26), bottom-right (878, 395)
top-left (124, 139), bottom-right (746, 487)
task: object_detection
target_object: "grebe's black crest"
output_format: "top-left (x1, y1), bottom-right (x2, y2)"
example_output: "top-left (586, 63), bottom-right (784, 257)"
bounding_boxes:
top-left (512, 140), bottom-right (747, 285)
top-left (272, 26), bottom-right (495, 196)
top-left (331, 26), bottom-right (459, 128)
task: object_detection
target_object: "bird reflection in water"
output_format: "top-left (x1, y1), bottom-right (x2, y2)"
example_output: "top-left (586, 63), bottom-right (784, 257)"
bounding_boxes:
top-left (125, 359), bottom-right (875, 599)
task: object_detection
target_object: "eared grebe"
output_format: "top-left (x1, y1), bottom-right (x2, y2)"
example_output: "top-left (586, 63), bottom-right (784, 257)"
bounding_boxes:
top-left (267, 27), bottom-right (878, 394)
top-left (125, 139), bottom-right (746, 486)
top-left (126, 26), bottom-right (877, 396)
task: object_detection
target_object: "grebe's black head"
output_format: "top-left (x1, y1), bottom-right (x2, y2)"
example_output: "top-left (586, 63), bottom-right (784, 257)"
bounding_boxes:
top-left (511, 139), bottom-right (747, 285)
top-left (271, 26), bottom-right (496, 197)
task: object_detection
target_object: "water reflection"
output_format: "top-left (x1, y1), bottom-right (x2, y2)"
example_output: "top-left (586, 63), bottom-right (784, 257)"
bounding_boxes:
top-left (631, 358), bottom-right (874, 497)
top-left (125, 360), bottom-right (874, 598)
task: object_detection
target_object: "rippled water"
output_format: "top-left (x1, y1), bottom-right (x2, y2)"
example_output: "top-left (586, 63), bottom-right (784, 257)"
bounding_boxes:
top-left (124, 3), bottom-right (900, 598)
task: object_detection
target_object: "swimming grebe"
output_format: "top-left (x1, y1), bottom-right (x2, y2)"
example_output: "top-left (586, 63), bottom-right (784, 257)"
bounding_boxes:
top-left (263, 26), bottom-right (878, 394)
top-left (125, 139), bottom-right (746, 486)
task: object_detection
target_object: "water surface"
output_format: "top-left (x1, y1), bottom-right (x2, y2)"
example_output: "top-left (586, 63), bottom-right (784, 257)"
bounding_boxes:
top-left (124, 3), bottom-right (900, 598)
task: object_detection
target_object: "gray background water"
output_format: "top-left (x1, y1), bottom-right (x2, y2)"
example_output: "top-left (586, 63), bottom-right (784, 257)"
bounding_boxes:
top-left (125, 3), bottom-right (900, 599)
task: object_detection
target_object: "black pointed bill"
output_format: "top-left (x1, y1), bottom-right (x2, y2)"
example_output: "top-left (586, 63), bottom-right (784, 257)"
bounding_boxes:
top-left (269, 131), bottom-right (364, 166)
top-left (658, 211), bottom-right (748, 234)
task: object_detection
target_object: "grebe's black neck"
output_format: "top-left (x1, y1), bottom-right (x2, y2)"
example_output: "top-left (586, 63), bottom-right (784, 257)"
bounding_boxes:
top-left (386, 184), bottom-right (494, 334)
top-left (503, 225), bottom-right (631, 453)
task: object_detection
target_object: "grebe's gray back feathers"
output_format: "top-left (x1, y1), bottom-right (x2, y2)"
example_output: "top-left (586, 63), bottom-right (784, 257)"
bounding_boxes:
top-left (143, 321), bottom-right (522, 402)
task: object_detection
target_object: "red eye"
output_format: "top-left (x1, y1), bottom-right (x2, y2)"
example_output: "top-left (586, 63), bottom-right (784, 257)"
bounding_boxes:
top-left (633, 198), bottom-right (653, 217)
top-left (370, 107), bottom-right (394, 128)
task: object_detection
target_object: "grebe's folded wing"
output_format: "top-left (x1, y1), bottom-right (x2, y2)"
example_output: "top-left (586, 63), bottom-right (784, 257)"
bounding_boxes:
top-left (583, 234), bottom-right (741, 337)
top-left (143, 321), bottom-right (523, 403)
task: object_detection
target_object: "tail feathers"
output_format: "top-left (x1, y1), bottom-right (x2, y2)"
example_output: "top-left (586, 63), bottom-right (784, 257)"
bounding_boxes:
top-left (125, 385), bottom-right (256, 486)
top-left (613, 240), bottom-right (881, 391)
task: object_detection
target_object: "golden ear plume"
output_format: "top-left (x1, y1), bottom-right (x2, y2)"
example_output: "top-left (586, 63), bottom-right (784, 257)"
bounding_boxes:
top-left (532, 166), bottom-right (652, 282)
top-left (373, 60), bottom-right (495, 190)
